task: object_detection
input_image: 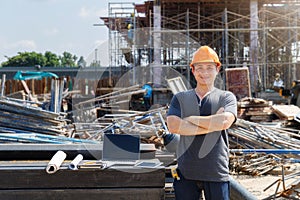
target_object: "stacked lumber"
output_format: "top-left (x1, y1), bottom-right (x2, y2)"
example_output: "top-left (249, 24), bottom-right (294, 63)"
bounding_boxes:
top-left (270, 104), bottom-right (300, 128)
top-left (238, 97), bottom-right (274, 122)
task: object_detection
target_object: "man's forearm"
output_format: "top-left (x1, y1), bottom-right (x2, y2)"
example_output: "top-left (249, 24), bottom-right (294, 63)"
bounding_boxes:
top-left (167, 116), bottom-right (210, 136)
top-left (185, 112), bottom-right (235, 131)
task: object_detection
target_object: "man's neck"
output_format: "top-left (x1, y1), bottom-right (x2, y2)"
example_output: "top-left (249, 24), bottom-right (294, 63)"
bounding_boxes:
top-left (195, 85), bottom-right (214, 98)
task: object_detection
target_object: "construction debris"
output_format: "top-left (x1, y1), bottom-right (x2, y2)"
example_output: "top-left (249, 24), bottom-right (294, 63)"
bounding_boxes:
top-left (272, 104), bottom-right (300, 121)
top-left (3, 76), bottom-right (300, 199)
top-left (229, 119), bottom-right (300, 150)
top-left (0, 97), bottom-right (69, 136)
top-left (238, 97), bottom-right (274, 122)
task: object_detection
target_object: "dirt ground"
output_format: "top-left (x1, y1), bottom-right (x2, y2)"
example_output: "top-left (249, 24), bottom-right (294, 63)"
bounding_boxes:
top-left (233, 168), bottom-right (300, 199)
top-left (233, 175), bottom-right (284, 199)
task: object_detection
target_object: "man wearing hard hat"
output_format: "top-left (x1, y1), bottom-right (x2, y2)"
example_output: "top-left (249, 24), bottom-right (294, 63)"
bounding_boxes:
top-left (167, 46), bottom-right (237, 200)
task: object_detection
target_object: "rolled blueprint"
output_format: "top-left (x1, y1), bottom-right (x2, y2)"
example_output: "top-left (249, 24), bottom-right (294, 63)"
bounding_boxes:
top-left (46, 150), bottom-right (67, 174)
top-left (68, 154), bottom-right (83, 170)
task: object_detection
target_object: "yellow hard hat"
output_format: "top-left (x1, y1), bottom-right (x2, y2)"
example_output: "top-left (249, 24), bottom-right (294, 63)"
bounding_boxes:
top-left (127, 24), bottom-right (133, 29)
top-left (190, 46), bottom-right (221, 68)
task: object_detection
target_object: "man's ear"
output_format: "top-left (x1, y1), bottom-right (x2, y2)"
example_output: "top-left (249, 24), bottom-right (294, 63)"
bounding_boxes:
top-left (191, 66), bottom-right (195, 73)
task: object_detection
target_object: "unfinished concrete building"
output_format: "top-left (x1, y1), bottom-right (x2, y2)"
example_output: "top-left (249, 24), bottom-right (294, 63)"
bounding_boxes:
top-left (100, 0), bottom-right (300, 95)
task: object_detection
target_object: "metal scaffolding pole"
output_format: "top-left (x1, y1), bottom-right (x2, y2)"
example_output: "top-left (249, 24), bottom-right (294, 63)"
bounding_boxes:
top-left (152, 0), bottom-right (162, 87)
top-left (250, 0), bottom-right (259, 95)
top-left (223, 8), bottom-right (229, 89)
top-left (102, 0), bottom-right (300, 92)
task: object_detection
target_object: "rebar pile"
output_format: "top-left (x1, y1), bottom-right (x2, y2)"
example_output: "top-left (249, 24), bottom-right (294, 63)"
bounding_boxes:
top-left (230, 153), bottom-right (282, 176)
top-left (70, 107), bottom-right (169, 148)
top-left (228, 119), bottom-right (300, 150)
top-left (228, 119), bottom-right (300, 182)
top-left (0, 97), bottom-right (71, 137)
top-left (263, 170), bottom-right (300, 199)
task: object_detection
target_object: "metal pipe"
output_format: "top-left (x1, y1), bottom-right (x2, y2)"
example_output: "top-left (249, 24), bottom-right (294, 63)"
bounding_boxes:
top-left (46, 150), bottom-right (67, 174)
top-left (68, 154), bottom-right (84, 170)
top-left (230, 149), bottom-right (300, 154)
top-left (152, 26), bottom-right (300, 33)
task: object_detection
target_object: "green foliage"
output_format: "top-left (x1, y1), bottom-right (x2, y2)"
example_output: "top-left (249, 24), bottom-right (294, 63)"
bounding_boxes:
top-left (44, 51), bottom-right (60, 67)
top-left (2, 52), bottom-right (46, 67)
top-left (59, 51), bottom-right (78, 67)
top-left (1, 51), bottom-right (81, 67)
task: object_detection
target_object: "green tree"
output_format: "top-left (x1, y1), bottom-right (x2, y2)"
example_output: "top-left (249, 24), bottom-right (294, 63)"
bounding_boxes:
top-left (44, 51), bottom-right (60, 67)
top-left (1, 52), bottom-right (46, 67)
top-left (1, 51), bottom-right (80, 67)
top-left (60, 51), bottom-right (77, 67)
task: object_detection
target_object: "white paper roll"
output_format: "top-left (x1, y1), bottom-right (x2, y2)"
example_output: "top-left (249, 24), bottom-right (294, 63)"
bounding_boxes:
top-left (46, 150), bottom-right (67, 174)
top-left (68, 154), bottom-right (83, 170)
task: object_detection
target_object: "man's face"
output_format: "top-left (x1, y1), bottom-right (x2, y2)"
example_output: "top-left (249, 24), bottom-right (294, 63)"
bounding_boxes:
top-left (192, 62), bottom-right (219, 85)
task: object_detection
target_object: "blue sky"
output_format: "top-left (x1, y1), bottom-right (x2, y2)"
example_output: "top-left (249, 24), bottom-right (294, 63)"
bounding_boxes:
top-left (0, 0), bottom-right (144, 65)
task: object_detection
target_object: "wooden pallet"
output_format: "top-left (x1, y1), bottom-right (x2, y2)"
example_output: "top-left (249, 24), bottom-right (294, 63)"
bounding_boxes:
top-left (272, 105), bottom-right (300, 120)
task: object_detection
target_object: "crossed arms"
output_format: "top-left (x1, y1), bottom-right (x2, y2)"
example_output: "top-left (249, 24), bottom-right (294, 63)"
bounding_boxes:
top-left (167, 108), bottom-right (236, 136)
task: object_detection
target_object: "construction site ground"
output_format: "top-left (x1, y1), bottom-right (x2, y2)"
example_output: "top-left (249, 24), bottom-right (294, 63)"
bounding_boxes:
top-left (233, 163), bottom-right (300, 199)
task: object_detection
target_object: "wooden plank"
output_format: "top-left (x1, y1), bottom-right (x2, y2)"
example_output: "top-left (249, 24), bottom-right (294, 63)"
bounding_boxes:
top-left (0, 188), bottom-right (165, 200)
top-left (245, 111), bottom-right (272, 116)
top-left (225, 67), bottom-right (251, 100)
top-left (272, 104), bottom-right (300, 120)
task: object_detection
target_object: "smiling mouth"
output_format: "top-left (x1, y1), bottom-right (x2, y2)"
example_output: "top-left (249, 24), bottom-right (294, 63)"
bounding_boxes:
top-left (200, 76), bottom-right (211, 79)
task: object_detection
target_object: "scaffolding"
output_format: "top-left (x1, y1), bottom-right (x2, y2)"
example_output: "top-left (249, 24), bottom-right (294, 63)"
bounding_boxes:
top-left (101, 0), bottom-right (300, 92)
top-left (107, 2), bottom-right (136, 67)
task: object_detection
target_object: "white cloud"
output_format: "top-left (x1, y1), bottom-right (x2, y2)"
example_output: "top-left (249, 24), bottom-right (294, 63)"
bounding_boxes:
top-left (0, 40), bottom-right (37, 62)
top-left (8, 40), bottom-right (37, 50)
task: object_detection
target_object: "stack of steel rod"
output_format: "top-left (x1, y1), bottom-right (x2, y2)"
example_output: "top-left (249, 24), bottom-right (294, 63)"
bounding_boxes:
top-left (71, 85), bottom-right (146, 123)
top-left (228, 119), bottom-right (300, 150)
top-left (230, 153), bottom-right (282, 176)
top-left (0, 97), bottom-right (70, 137)
top-left (229, 119), bottom-right (300, 176)
top-left (0, 132), bottom-right (97, 144)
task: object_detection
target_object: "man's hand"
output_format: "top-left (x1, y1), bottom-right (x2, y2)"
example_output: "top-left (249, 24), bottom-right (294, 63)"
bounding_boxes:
top-left (216, 107), bottom-right (224, 114)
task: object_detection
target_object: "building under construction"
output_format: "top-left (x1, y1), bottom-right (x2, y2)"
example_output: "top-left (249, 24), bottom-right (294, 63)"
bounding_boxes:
top-left (100, 0), bottom-right (300, 95)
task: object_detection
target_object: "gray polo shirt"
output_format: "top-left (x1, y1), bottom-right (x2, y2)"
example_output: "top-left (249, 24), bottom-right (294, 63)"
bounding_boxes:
top-left (167, 88), bottom-right (237, 182)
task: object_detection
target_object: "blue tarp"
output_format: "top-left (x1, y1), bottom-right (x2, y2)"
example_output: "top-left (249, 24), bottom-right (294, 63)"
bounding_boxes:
top-left (13, 71), bottom-right (58, 80)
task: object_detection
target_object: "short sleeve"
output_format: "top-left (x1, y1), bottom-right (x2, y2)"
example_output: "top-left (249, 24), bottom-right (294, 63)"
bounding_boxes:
top-left (167, 95), bottom-right (181, 118)
top-left (222, 91), bottom-right (237, 118)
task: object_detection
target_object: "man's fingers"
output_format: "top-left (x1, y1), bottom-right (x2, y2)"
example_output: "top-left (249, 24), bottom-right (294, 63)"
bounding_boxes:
top-left (217, 107), bottom-right (224, 114)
